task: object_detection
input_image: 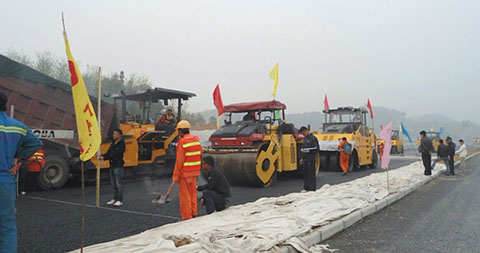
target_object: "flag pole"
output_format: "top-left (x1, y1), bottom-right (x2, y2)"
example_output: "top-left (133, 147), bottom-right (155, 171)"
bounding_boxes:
top-left (80, 161), bottom-right (85, 253)
top-left (216, 115), bottom-right (221, 129)
top-left (96, 67), bottom-right (102, 207)
top-left (386, 166), bottom-right (390, 194)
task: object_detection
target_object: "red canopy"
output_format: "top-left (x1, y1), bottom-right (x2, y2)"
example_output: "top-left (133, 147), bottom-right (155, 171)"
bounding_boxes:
top-left (223, 100), bottom-right (286, 112)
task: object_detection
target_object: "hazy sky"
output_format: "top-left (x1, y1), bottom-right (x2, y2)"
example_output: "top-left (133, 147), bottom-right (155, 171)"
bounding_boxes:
top-left (2, 0), bottom-right (479, 123)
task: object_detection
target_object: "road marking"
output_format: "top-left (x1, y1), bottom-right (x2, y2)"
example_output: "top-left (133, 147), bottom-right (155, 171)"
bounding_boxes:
top-left (24, 196), bottom-right (181, 220)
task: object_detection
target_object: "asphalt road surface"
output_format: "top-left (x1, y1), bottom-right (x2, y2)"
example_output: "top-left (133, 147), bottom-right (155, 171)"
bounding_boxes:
top-left (16, 153), bottom-right (420, 252)
top-left (325, 154), bottom-right (480, 253)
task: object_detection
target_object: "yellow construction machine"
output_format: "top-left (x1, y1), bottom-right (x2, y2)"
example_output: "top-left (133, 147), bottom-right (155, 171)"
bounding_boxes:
top-left (314, 107), bottom-right (377, 172)
top-left (205, 100), bottom-right (319, 187)
top-left (90, 87), bottom-right (196, 177)
top-left (376, 129), bottom-right (404, 154)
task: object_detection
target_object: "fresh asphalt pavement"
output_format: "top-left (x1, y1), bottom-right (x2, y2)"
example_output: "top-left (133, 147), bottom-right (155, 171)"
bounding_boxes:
top-left (16, 152), bottom-right (420, 253)
top-left (324, 154), bottom-right (480, 253)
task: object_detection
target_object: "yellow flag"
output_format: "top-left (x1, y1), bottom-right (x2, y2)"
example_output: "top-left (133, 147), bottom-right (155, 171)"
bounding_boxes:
top-left (63, 32), bottom-right (101, 161)
top-left (269, 62), bottom-right (279, 97)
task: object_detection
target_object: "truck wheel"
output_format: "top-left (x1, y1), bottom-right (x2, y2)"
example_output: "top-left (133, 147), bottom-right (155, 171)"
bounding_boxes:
top-left (38, 155), bottom-right (70, 190)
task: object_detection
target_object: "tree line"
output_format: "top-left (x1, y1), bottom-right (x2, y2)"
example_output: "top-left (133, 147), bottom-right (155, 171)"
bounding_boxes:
top-left (4, 49), bottom-right (212, 128)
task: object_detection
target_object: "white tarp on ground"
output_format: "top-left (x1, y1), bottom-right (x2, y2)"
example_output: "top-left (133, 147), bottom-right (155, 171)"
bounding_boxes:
top-left (76, 161), bottom-right (445, 253)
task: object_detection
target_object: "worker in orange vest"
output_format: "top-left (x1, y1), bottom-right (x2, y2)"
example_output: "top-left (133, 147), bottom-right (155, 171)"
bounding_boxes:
top-left (337, 137), bottom-right (350, 176)
top-left (378, 142), bottom-right (385, 159)
top-left (167, 120), bottom-right (202, 220)
top-left (21, 149), bottom-right (45, 195)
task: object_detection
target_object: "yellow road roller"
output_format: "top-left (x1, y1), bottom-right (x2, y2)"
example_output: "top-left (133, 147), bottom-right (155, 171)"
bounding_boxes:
top-left (205, 100), bottom-right (319, 187)
top-left (314, 107), bottom-right (377, 172)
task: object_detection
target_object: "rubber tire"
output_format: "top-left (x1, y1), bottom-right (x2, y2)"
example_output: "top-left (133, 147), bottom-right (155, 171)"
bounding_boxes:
top-left (369, 150), bottom-right (378, 169)
top-left (38, 155), bottom-right (70, 190)
top-left (329, 153), bottom-right (340, 172)
top-left (391, 146), bottom-right (398, 154)
top-left (348, 151), bottom-right (359, 172)
top-left (319, 153), bottom-right (328, 171)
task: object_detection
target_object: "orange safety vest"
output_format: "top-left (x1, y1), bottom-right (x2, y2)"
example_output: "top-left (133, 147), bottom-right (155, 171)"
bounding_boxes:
top-left (181, 136), bottom-right (202, 173)
top-left (27, 149), bottom-right (45, 172)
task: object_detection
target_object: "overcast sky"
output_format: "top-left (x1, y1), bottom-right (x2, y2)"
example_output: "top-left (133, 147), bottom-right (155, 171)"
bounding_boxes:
top-left (2, 0), bottom-right (479, 123)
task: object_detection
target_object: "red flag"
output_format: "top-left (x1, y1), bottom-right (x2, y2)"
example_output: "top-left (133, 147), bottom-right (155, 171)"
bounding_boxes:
top-left (213, 84), bottom-right (224, 116)
top-left (367, 99), bottom-right (374, 119)
top-left (324, 94), bottom-right (330, 110)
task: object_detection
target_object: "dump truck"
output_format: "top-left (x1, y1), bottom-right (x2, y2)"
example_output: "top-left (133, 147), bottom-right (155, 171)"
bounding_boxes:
top-left (416, 131), bottom-right (441, 152)
top-left (0, 54), bottom-right (196, 189)
top-left (90, 87), bottom-right (196, 177)
top-left (376, 129), bottom-right (404, 154)
top-left (205, 100), bottom-right (319, 187)
top-left (315, 107), bottom-right (377, 172)
top-left (0, 54), bottom-right (118, 189)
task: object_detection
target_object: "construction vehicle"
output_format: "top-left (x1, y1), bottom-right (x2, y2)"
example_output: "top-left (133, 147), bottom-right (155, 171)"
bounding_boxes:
top-left (0, 54), bottom-right (196, 189)
top-left (0, 54), bottom-right (116, 189)
top-left (416, 131), bottom-right (441, 152)
top-left (205, 100), bottom-right (319, 187)
top-left (315, 107), bottom-right (377, 172)
top-left (90, 87), bottom-right (196, 178)
top-left (376, 130), bottom-right (404, 154)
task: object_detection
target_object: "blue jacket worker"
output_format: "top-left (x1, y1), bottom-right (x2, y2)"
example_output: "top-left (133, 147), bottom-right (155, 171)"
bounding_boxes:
top-left (0, 91), bottom-right (42, 253)
top-left (197, 156), bottom-right (231, 214)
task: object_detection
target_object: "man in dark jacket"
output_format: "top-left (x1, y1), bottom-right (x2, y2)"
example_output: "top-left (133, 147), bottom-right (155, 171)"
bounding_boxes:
top-left (432, 139), bottom-right (451, 175)
top-left (299, 126), bottom-right (320, 191)
top-left (446, 137), bottom-right (456, 175)
top-left (197, 156), bottom-right (231, 214)
top-left (100, 129), bottom-right (126, 207)
top-left (419, 130), bottom-right (434, 175)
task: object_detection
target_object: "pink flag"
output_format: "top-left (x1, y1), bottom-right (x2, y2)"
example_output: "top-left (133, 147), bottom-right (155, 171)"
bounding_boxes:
top-left (378, 121), bottom-right (393, 169)
top-left (324, 94), bottom-right (330, 110)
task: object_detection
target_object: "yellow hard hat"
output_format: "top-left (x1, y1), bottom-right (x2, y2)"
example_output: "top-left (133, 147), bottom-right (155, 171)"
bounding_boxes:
top-left (176, 120), bottom-right (191, 129)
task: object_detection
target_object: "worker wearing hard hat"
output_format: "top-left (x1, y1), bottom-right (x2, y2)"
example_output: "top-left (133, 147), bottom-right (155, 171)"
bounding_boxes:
top-left (168, 120), bottom-right (202, 220)
top-left (338, 137), bottom-right (351, 175)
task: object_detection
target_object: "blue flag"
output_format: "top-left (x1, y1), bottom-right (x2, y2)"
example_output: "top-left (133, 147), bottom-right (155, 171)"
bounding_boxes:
top-left (439, 127), bottom-right (444, 134)
top-left (400, 122), bottom-right (413, 143)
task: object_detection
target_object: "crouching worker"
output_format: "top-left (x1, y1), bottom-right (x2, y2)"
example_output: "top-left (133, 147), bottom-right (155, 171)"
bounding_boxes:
top-left (197, 156), bottom-right (231, 214)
